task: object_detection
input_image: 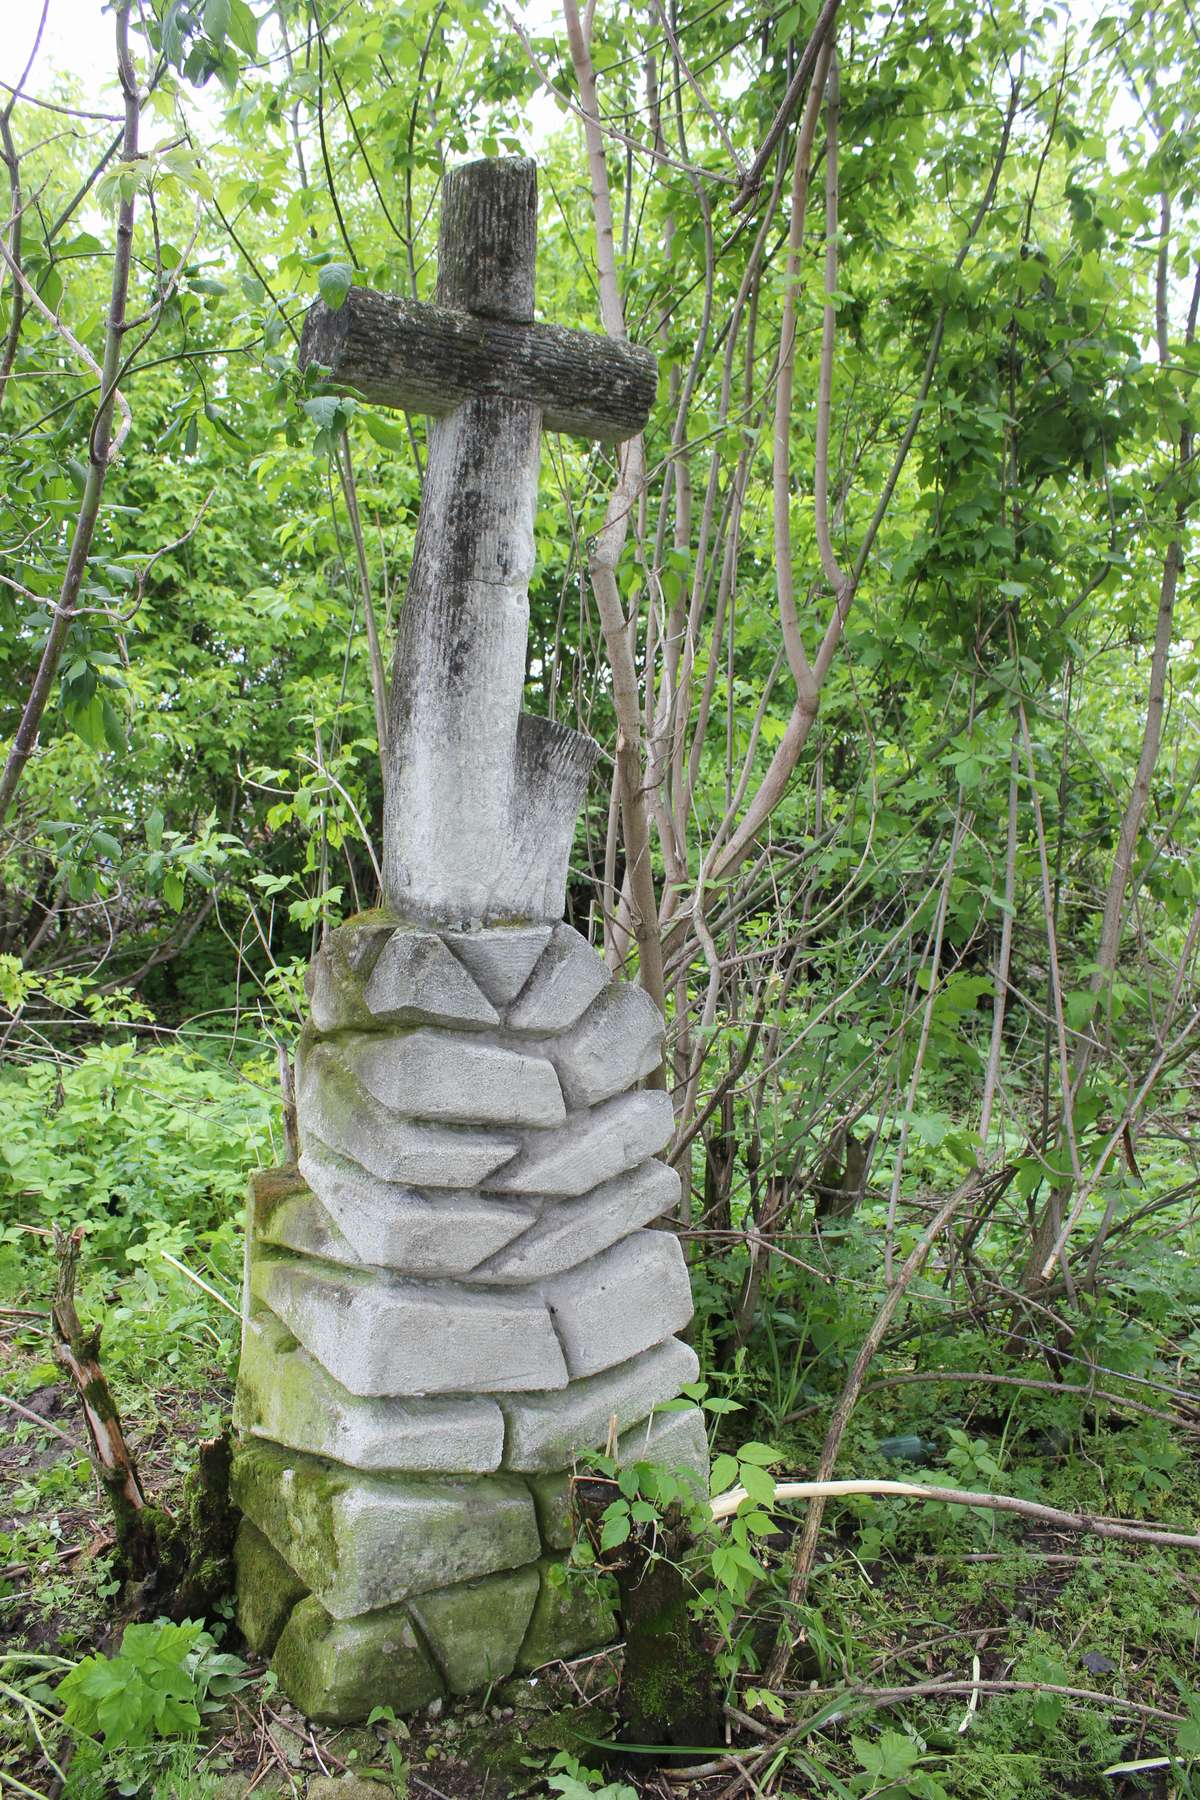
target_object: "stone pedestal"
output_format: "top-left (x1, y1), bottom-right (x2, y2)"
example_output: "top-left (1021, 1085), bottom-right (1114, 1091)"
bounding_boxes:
top-left (233, 915), bottom-right (706, 1720)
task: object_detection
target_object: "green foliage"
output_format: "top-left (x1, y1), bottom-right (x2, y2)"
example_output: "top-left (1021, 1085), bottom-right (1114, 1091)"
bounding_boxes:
top-left (0, 1041), bottom-right (273, 1273)
top-left (546, 1752), bottom-right (638, 1800)
top-left (851, 1729), bottom-right (950, 1800)
top-left (57, 1619), bottom-right (250, 1750)
top-left (1, 0), bottom-right (1199, 1792)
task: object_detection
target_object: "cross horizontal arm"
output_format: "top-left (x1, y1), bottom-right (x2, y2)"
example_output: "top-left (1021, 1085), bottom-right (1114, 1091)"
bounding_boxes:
top-left (300, 287), bottom-right (656, 445)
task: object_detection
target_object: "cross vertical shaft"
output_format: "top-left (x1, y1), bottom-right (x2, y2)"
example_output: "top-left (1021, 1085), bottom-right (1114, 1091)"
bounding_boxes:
top-left (384, 161), bottom-right (545, 924)
top-left (299, 154), bottom-right (657, 926)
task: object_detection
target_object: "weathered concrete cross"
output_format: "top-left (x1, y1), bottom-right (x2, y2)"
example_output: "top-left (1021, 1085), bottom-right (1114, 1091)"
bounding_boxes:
top-left (300, 158), bottom-right (656, 926)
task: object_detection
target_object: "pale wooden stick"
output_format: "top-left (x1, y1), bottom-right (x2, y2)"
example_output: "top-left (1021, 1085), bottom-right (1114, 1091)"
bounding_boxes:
top-left (711, 1476), bottom-right (1200, 1552)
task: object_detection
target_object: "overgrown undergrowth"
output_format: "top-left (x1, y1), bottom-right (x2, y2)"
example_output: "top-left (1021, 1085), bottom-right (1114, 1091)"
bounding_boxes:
top-left (1, 1045), bottom-right (1198, 1798)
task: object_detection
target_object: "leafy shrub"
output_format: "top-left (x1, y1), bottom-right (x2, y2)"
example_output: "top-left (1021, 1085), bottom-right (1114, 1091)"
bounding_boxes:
top-left (0, 1042), bottom-right (274, 1274)
top-left (547, 1752), bottom-right (638, 1799)
top-left (57, 1618), bottom-right (250, 1751)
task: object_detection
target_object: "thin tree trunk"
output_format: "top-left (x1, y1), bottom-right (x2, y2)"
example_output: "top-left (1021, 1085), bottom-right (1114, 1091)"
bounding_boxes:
top-left (562, 0), bottom-right (666, 1021)
top-left (0, 0), bottom-right (139, 828)
top-left (1023, 233), bottom-right (1198, 1289)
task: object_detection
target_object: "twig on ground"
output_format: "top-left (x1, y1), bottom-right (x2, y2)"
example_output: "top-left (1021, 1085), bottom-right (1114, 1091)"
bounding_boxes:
top-left (0, 1390), bottom-right (73, 1443)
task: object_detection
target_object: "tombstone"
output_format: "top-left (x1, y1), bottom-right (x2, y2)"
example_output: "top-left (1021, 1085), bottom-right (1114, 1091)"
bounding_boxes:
top-left (231, 157), bottom-right (706, 1723)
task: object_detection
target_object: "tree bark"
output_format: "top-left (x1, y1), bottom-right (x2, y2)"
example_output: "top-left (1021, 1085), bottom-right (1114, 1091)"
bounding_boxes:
top-left (51, 1226), bottom-right (156, 1583)
top-left (573, 1479), bottom-right (721, 1750)
top-left (562, 0), bottom-right (667, 1022)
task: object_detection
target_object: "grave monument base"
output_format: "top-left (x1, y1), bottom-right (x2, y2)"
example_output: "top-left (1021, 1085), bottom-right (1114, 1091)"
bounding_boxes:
top-left (233, 156), bottom-right (698, 1720)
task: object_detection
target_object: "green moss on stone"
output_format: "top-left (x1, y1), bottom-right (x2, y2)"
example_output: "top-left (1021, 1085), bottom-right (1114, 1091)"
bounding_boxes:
top-left (231, 1440), bottom-right (540, 1618)
top-left (517, 1557), bottom-right (617, 1673)
top-left (340, 906), bottom-right (403, 933)
top-left (231, 1439), bottom-right (346, 1590)
top-left (524, 1469), bottom-right (573, 1550)
top-left (250, 1180), bottom-right (360, 1267)
top-left (408, 1563), bottom-right (538, 1695)
top-left (234, 1519), bottom-right (309, 1656)
top-left (249, 1166), bottom-right (308, 1224)
top-left (272, 1595), bottom-right (442, 1725)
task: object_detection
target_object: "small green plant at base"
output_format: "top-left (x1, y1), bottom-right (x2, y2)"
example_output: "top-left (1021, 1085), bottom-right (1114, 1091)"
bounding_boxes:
top-left (57, 1618), bottom-right (252, 1751)
top-left (851, 1728), bottom-right (952, 1799)
top-left (706, 1438), bottom-right (786, 1606)
top-left (546, 1750), bottom-right (638, 1799)
top-left (365, 1703), bottom-right (412, 1785)
top-left (743, 1685), bottom-right (787, 1720)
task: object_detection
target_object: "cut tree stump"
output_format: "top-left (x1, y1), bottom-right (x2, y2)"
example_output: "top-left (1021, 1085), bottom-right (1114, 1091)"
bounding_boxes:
top-left (573, 1476), bottom-right (721, 1752)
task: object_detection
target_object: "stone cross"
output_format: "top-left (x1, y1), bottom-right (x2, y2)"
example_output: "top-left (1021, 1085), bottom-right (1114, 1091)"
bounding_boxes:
top-left (300, 156), bottom-right (656, 925)
top-left (232, 158), bottom-right (705, 1728)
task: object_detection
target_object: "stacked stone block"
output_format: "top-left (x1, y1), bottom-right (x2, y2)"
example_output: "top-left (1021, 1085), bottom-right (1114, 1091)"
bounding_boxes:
top-left (232, 914), bottom-right (706, 1721)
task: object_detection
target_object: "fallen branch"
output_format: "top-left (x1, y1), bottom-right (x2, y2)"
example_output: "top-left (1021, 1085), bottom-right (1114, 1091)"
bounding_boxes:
top-left (712, 1476), bottom-right (1200, 1553)
top-left (0, 1388), bottom-right (73, 1443)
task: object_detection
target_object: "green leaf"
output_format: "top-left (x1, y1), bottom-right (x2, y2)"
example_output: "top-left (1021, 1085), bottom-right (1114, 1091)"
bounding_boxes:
top-left (101, 698), bottom-right (126, 753)
top-left (599, 1513), bottom-right (631, 1552)
top-left (204, 0), bottom-right (231, 44)
top-left (68, 693), bottom-right (107, 750)
top-left (364, 410), bottom-right (411, 451)
top-left (318, 262), bottom-right (353, 311)
top-left (225, 0), bottom-right (258, 55)
top-left (163, 871), bottom-right (186, 912)
top-left (737, 1462), bottom-right (777, 1507)
top-left (853, 1729), bottom-right (921, 1780)
top-left (709, 1453), bottom-right (739, 1496)
top-left (735, 1441), bottom-right (783, 1467)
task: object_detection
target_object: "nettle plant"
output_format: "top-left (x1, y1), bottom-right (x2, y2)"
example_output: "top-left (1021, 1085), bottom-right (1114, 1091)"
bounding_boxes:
top-left (568, 1383), bottom-right (788, 1678)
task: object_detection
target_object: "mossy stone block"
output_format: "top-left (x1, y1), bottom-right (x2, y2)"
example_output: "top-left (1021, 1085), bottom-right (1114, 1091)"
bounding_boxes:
top-left (250, 1168), bottom-right (361, 1267)
top-left (248, 1165), bottom-right (308, 1214)
top-left (272, 1595), bottom-right (441, 1724)
top-left (237, 1309), bottom-right (505, 1474)
top-left (231, 1440), bottom-right (540, 1618)
top-left (499, 1336), bottom-right (699, 1471)
top-left (234, 1519), bottom-right (308, 1656)
top-left (408, 1563), bottom-right (538, 1694)
top-left (305, 915), bottom-right (399, 1034)
top-left (525, 1468), bottom-right (573, 1550)
top-left (517, 1557), bottom-right (617, 1672)
top-left (296, 1042), bottom-right (519, 1193)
